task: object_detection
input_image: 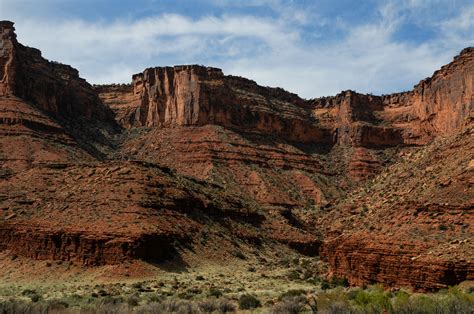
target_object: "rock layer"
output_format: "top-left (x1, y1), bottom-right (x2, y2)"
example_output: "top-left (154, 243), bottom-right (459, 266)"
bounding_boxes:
top-left (100, 65), bottom-right (333, 144)
top-left (311, 48), bottom-right (474, 146)
top-left (0, 21), bottom-right (118, 160)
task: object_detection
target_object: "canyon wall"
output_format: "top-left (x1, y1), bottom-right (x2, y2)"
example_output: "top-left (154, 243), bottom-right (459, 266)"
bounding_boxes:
top-left (0, 21), bottom-right (16, 95)
top-left (2, 19), bottom-right (473, 291)
top-left (0, 21), bottom-right (118, 160)
top-left (311, 48), bottom-right (473, 146)
top-left (1, 22), bottom-right (114, 121)
top-left (99, 65), bottom-right (333, 144)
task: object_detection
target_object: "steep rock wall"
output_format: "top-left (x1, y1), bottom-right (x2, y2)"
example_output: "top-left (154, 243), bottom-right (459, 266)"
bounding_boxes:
top-left (0, 21), bottom-right (119, 159)
top-left (99, 65), bottom-right (333, 144)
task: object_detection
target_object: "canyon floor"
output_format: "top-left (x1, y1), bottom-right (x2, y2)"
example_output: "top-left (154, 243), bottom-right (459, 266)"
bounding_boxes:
top-left (0, 250), bottom-right (473, 313)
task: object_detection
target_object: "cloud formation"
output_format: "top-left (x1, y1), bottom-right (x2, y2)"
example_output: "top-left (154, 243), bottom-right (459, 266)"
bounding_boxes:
top-left (1, 0), bottom-right (473, 98)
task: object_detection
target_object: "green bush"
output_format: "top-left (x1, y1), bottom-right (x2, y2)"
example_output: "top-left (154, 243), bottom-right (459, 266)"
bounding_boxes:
top-left (271, 296), bottom-right (307, 314)
top-left (127, 295), bottom-right (140, 306)
top-left (278, 289), bottom-right (306, 301)
top-left (29, 293), bottom-right (41, 303)
top-left (199, 298), bottom-right (235, 313)
top-left (352, 288), bottom-right (392, 311)
top-left (238, 294), bottom-right (261, 310)
top-left (321, 280), bottom-right (331, 290)
top-left (208, 288), bottom-right (223, 298)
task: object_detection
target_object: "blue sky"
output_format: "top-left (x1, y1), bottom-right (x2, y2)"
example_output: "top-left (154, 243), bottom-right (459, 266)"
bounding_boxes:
top-left (1, 0), bottom-right (473, 98)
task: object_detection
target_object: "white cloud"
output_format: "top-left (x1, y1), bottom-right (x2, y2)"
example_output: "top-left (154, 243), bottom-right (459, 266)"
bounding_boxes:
top-left (1, 0), bottom-right (473, 98)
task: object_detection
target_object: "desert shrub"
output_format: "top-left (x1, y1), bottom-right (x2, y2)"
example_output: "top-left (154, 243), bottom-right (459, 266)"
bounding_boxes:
top-left (178, 291), bottom-right (195, 300)
top-left (45, 299), bottom-right (70, 311)
top-left (136, 300), bottom-right (200, 314)
top-left (132, 282), bottom-right (143, 289)
top-left (391, 289), bottom-right (410, 310)
top-left (29, 293), bottom-right (41, 303)
top-left (188, 288), bottom-right (202, 295)
top-left (98, 295), bottom-right (124, 306)
top-left (233, 250), bottom-right (246, 260)
top-left (21, 289), bottom-right (41, 303)
top-left (331, 277), bottom-right (349, 288)
top-left (0, 300), bottom-right (46, 314)
top-left (316, 287), bottom-right (349, 311)
top-left (328, 301), bottom-right (352, 313)
top-left (97, 289), bottom-right (109, 297)
top-left (93, 303), bottom-right (135, 313)
top-left (287, 269), bottom-right (301, 280)
top-left (199, 298), bottom-right (236, 313)
top-left (321, 279), bottom-right (331, 290)
top-left (352, 288), bottom-right (392, 312)
top-left (208, 288), bottom-right (223, 298)
top-left (147, 294), bottom-right (165, 303)
top-left (392, 287), bottom-right (474, 314)
top-left (238, 294), bottom-right (261, 310)
top-left (271, 296), bottom-right (307, 314)
top-left (127, 295), bottom-right (140, 306)
top-left (278, 289), bottom-right (306, 301)
top-left (438, 224), bottom-right (448, 231)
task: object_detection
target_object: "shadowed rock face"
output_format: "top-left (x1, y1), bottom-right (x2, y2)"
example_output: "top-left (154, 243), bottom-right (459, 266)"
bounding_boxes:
top-left (0, 22), bottom-right (115, 121)
top-left (0, 21), bottom-right (119, 161)
top-left (1, 20), bottom-right (473, 291)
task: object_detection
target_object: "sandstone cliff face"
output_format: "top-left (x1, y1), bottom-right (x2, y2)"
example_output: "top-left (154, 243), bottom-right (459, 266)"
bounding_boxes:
top-left (410, 48), bottom-right (473, 137)
top-left (0, 21), bottom-right (118, 160)
top-left (132, 66), bottom-right (223, 127)
top-left (311, 49), bottom-right (473, 146)
top-left (321, 233), bottom-right (473, 291)
top-left (94, 84), bottom-right (134, 127)
top-left (0, 21), bottom-right (16, 95)
top-left (1, 22), bottom-right (114, 121)
top-left (99, 65), bottom-right (333, 144)
top-left (102, 48), bottom-right (473, 149)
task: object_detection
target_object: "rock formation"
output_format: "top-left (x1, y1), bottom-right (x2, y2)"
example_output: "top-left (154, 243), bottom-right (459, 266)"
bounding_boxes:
top-left (311, 48), bottom-right (473, 146)
top-left (1, 20), bottom-right (473, 291)
top-left (99, 65), bottom-right (333, 144)
top-left (0, 21), bottom-right (118, 164)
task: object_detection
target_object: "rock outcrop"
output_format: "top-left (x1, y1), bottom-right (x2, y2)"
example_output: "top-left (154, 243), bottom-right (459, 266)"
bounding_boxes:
top-left (1, 22), bottom-right (114, 121)
top-left (321, 232), bottom-right (473, 291)
top-left (320, 124), bottom-right (474, 291)
top-left (99, 65), bottom-right (333, 144)
top-left (0, 21), bottom-right (118, 161)
top-left (311, 48), bottom-right (473, 146)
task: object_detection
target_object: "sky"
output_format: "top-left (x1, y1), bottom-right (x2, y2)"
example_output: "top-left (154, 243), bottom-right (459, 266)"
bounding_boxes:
top-left (1, 0), bottom-right (473, 98)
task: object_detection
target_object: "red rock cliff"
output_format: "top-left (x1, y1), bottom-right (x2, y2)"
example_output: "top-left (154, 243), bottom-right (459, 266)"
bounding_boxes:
top-left (1, 21), bottom-right (116, 123)
top-left (99, 65), bottom-right (333, 143)
top-left (0, 21), bottom-right (16, 95)
top-left (311, 48), bottom-right (474, 146)
top-left (0, 21), bottom-right (118, 159)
